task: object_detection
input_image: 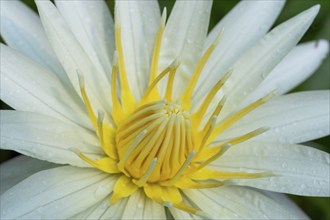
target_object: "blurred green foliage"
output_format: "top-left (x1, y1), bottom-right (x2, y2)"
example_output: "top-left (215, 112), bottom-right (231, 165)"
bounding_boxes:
top-left (1, 0), bottom-right (329, 219)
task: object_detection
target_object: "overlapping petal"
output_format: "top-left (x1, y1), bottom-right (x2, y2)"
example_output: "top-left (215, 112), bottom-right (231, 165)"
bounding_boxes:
top-left (121, 189), bottom-right (166, 219)
top-left (183, 186), bottom-right (306, 219)
top-left (217, 91), bottom-right (330, 144)
top-left (0, 156), bottom-right (58, 195)
top-left (0, 166), bottom-right (115, 219)
top-left (115, 0), bottom-right (161, 100)
top-left (0, 44), bottom-right (91, 128)
top-left (194, 0), bottom-right (285, 103)
top-left (219, 5), bottom-right (320, 118)
top-left (1, 111), bottom-right (102, 167)
top-left (212, 142), bottom-right (330, 196)
top-left (158, 0), bottom-right (212, 97)
top-left (55, 0), bottom-right (115, 80)
top-left (0, 0), bottom-right (67, 82)
top-left (245, 40), bottom-right (329, 104)
top-left (35, 0), bottom-right (112, 115)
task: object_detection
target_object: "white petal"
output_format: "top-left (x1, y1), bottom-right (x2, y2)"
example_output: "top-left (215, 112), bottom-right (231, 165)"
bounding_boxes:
top-left (55, 0), bottom-right (115, 80)
top-left (0, 0), bottom-right (67, 82)
top-left (122, 189), bottom-right (166, 219)
top-left (215, 5), bottom-right (319, 118)
top-left (211, 142), bottom-right (330, 196)
top-left (168, 208), bottom-right (193, 220)
top-left (0, 166), bottom-right (115, 219)
top-left (194, 0), bottom-right (285, 102)
top-left (217, 91), bottom-right (330, 144)
top-left (184, 186), bottom-right (304, 219)
top-left (261, 191), bottom-right (309, 219)
top-left (0, 44), bottom-right (91, 129)
top-left (116, 0), bottom-right (160, 100)
top-left (158, 0), bottom-right (212, 97)
top-left (1, 111), bottom-right (102, 167)
top-left (0, 156), bottom-right (58, 195)
top-left (35, 0), bottom-right (112, 114)
top-left (81, 197), bottom-right (127, 220)
top-left (245, 40), bottom-right (329, 104)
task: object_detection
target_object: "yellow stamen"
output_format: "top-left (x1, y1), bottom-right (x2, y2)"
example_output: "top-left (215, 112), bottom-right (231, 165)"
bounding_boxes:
top-left (111, 52), bottom-right (124, 124)
top-left (117, 130), bottom-right (147, 172)
top-left (110, 175), bottom-right (138, 204)
top-left (149, 8), bottom-right (167, 84)
top-left (192, 70), bottom-right (232, 125)
top-left (196, 127), bottom-right (268, 171)
top-left (182, 31), bottom-right (224, 110)
top-left (115, 19), bottom-right (136, 111)
top-left (165, 150), bottom-right (196, 186)
top-left (71, 148), bottom-right (119, 174)
top-left (77, 72), bottom-right (97, 129)
top-left (200, 96), bottom-right (226, 134)
top-left (165, 59), bottom-right (180, 102)
top-left (175, 177), bottom-right (224, 189)
top-left (134, 158), bottom-right (158, 187)
top-left (142, 59), bottom-right (179, 102)
top-left (189, 168), bottom-right (272, 181)
top-left (195, 116), bottom-right (217, 154)
top-left (209, 91), bottom-right (275, 142)
top-left (96, 110), bottom-right (117, 159)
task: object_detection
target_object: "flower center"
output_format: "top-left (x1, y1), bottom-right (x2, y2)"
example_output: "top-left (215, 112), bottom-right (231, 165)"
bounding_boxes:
top-left (116, 100), bottom-right (193, 183)
top-left (72, 10), bottom-right (274, 216)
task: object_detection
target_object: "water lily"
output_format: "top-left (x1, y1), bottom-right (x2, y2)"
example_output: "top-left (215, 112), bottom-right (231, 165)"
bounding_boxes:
top-left (1, 0), bottom-right (329, 219)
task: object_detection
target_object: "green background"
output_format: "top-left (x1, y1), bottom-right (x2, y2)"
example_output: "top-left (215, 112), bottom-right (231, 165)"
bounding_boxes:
top-left (1, 0), bottom-right (329, 219)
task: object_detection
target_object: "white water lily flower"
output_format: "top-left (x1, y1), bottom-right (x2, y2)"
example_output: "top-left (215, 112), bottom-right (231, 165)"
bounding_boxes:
top-left (1, 0), bottom-right (329, 219)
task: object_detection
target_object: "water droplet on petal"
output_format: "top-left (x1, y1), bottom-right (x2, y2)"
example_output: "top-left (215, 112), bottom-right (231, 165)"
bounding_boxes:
top-left (94, 186), bottom-right (108, 198)
top-left (101, 201), bottom-right (109, 210)
top-left (281, 162), bottom-right (287, 168)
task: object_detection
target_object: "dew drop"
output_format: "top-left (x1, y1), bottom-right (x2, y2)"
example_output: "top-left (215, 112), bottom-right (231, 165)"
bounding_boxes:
top-left (281, 162), bottom-right (287, 168)
top-left (187, 38), bottom-right (193, 44)
top-left (101, 201), bottom-right (109, 210)
top-left (94, 186), bottom-right (108, 198)
top-left (46, 151), bottom-right (53, 158)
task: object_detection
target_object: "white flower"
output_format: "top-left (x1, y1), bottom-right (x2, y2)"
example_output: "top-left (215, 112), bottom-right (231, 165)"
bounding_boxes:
top-left (1, 0), bottom-right (329, 219)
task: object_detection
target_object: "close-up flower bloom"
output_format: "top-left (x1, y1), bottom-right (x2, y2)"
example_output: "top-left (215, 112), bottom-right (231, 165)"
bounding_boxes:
top-left (0, 0), bottom-right (329, 219)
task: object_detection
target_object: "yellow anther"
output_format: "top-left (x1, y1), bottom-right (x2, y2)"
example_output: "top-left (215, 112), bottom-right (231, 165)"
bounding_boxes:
top-left (192, 70), bottom-right (232, 123)
top-left (165, 59), bottom-right (180, 102)
top-left (209, 91), bottom-right (275, 142)
top-left (117, 130), bottom-right (147, 172)
top-left (200, 96), bottom-right (226, 132)
top-left (143, 59), bottom-right (179, 101)
top-left (196, 116), bottom-right (217, 154)
top-left (97, 110), bottom-right (105, 143)
top-left (70, 148), bottom-right (119, 174)
top-left (149, 8), bottom-right (167, 84)
top-left (182, 31), bottom-right (225, 110)
top-left (111, 51), bottom-right (124, 124)
top-left (166, 150), bottom-right (195, 186)
top-left (77, 71), bottom-right (97, 129)
top-left (135, 158), bottom-right (158, 187)
top-left (196, 127), bottom-right (269, 171)
top-left (115, 20), bottom-right (136, 112)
